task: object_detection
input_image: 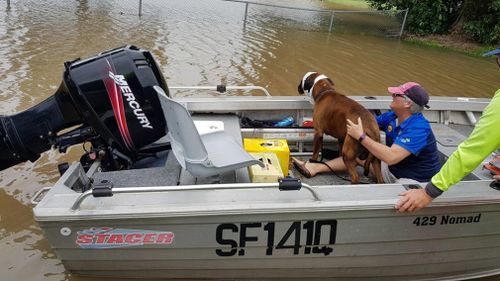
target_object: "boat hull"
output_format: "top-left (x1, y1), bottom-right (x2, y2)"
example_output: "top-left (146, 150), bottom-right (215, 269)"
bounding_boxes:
top-left (36, 180), bottom-right (500, 280)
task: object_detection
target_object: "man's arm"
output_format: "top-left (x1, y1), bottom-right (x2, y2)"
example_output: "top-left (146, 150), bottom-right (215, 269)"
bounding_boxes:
top-left (346, 118), bottom-right (410, 165)
top-left (396, 90), bottom-right (500, 212)
top-left (426, 91), bottom-right (500, 197)
top-left (357, 136), bottom-right (410, 165)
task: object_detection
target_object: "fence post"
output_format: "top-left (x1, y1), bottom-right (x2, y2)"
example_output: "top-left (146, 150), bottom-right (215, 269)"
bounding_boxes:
top-left (7, 0), bottom-right (11, 8)
top-left (399, 8), bottom-right (409, 37)
top-left (243, 2), bottom-right (249, 28)
top-left (328, 11), bottom-right (335, 33)
top-left (138, 0), bottom-right (142, 17)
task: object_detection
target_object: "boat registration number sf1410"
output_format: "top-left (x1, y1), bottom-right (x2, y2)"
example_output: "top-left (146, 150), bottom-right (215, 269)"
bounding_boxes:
top-left (215, 220), bottom-right (337, 257)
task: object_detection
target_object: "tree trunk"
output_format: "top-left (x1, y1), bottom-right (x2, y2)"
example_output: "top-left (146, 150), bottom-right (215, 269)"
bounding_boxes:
top-left (451, 0), bottom-right (469, 33)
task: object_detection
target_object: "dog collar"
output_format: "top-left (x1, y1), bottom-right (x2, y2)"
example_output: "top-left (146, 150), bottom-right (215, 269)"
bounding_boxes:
top-left (307, 74), bottom-right (329, 98)
top-left (314, 88), bottom-right (336, 102)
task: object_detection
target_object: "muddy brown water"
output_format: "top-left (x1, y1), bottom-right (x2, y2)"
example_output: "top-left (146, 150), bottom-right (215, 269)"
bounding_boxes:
top-left (1, 0), bottom-right (499, 280)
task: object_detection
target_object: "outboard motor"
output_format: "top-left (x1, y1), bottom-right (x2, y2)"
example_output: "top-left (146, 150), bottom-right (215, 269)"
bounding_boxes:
top-left (0, 45), bottom-right (168, 171)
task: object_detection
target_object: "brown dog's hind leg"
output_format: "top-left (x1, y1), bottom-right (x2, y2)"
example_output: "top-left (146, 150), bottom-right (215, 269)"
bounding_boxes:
top-left (362, 153), bottom-right (384, 183)
top-left (342, 137), bottom-right (360, 184)
top-left (344, 156), bottom-right (359, 184)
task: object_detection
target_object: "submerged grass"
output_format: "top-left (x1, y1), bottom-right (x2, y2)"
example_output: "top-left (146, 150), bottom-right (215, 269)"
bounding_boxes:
top-left (322, 0), bottom-right (493, 56)
top-left (404, 35), bottom-right (496, 57)
top-left (323, 0), bottom-right (370, 10)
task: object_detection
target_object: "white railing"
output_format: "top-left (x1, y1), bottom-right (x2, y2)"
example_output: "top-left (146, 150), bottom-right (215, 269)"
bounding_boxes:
top-left (169, 85), bottom-right (272, 97)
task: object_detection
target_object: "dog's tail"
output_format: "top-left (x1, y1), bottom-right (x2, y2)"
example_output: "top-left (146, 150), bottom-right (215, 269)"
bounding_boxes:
top-left (363, 153), bottom-right (373, 177)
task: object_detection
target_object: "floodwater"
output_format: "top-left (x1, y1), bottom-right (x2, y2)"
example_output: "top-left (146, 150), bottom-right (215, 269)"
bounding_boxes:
top-left (0, 0), bottom-right (499, 280)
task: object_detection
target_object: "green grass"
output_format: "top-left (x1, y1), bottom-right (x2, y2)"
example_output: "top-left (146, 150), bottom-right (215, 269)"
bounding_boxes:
top-left (323, 0), bottom-right (370, 10)
top-left (404, 37), bottom-right (496, 57)
top-left (324, 0), bottom-right (494, 57)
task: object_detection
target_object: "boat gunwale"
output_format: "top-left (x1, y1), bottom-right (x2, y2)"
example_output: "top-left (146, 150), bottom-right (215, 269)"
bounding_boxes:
top-left (34, 179), bottom-right (500, 222)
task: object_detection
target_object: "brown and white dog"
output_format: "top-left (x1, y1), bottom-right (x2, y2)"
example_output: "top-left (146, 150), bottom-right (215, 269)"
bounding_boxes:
top-left (298, 72), bottom-right (384, 184)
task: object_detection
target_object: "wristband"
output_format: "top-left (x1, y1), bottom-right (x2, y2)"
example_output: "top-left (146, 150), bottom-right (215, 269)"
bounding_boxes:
top-left (425, 181), bottom-right (443, 198)
top-left (358, 132), bottom-right (366, 143)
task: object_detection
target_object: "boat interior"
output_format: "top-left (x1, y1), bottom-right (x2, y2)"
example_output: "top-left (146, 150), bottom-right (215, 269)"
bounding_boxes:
top-left (32, 90), bottom-right (500, 237)
top-left (86, 92), bottom-right (493, 192)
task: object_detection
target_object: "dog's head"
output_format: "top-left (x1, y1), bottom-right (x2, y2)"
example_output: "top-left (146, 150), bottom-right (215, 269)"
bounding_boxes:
top-left (298, 72), bottom-right (334, 100)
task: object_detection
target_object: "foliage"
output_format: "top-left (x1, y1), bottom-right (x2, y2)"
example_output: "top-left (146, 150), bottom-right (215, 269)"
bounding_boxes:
top-left (460, 1), bottom-right (500, 44)
top-left (365, 0), bottom-right (500, 44)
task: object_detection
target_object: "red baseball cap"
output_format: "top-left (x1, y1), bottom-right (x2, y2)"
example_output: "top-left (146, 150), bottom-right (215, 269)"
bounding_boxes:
top-left (388, 82), bottom-right (430, 109)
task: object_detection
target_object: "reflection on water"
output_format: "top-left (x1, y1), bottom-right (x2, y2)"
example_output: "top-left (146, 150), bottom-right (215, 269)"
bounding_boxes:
top-left (0, 0), bottom-right (499, 280)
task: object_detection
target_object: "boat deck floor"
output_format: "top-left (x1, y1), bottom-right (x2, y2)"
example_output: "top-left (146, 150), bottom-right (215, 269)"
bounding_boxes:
top-left (288, 156), bottom-right (375, 186)
top-left (91, 154), bottom-right (369, 188)
top-left (91, 123), bottom-right (478, 188)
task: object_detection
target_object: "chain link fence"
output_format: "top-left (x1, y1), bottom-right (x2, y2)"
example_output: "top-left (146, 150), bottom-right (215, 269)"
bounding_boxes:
top-left (16, 0), bottom-right (407, 37)
top-left (214, 0), bottom-right (408, 37)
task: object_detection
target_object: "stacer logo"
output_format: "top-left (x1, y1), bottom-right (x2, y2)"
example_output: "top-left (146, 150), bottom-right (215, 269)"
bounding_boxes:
top-left (76, 227), bottom-right (175, 249)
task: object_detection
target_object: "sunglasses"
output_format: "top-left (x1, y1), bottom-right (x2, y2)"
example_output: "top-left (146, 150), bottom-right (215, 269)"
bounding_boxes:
top-left (391, 93), bottom-right (408, 100)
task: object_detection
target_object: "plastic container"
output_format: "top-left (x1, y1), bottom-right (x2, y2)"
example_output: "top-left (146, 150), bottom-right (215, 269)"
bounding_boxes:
top-left (248, 152), bottom-right (284, 183)
top-left (244, 138), bottom-right (289, 176)
top-left (302, 120), bottom-right (314, 127)
top-left (274, 116), bottom-right (294, 127)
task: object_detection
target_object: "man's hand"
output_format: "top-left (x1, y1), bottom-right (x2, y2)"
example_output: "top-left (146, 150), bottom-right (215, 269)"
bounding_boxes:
top-left (494, 174), bottom-right (500, 181)
top-left (346, 117), bottom-right (364, 140)
top-left (395, 189), bottom-right (433, 212)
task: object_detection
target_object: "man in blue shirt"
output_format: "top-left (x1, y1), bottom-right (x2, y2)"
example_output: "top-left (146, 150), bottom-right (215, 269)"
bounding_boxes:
top-left (292, 82), bottom-right (441, 183)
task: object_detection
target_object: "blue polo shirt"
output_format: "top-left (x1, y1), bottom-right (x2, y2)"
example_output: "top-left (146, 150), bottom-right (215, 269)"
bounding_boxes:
top-left (377, 112), bottom-right (441, 182)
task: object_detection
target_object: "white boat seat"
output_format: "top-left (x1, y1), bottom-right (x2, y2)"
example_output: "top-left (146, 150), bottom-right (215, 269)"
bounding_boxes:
top-left (154, 86), bottom-right (264, 178)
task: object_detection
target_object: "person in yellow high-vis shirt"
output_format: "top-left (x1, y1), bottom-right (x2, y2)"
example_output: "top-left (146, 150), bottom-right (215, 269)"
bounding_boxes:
top-left (395, 48), bottom-right (500, 212)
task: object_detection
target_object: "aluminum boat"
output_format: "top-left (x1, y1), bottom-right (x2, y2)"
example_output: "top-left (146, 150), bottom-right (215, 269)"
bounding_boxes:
top-left (32, 91), bottom-right (500, 280)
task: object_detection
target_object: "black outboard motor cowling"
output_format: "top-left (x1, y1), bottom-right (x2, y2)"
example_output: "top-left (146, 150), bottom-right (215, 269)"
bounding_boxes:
top-left (0, 45), bottom-right (169, 171)
top-left (62, 45), bottom-right (168, 152)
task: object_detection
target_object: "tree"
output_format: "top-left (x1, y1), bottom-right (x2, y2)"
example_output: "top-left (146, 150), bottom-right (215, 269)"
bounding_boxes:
top-left (366, 0), bottom-right (500, 44)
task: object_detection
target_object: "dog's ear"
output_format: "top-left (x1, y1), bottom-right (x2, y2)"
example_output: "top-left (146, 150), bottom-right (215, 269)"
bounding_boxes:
top-left (297, 80), bottom-right (304, 95)
top-left (299, 72), bottom-right (319, 96)
top-left (301, 74), bottom-right (315, 94)
top-left (327, 78), bottom-right (335, 86)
